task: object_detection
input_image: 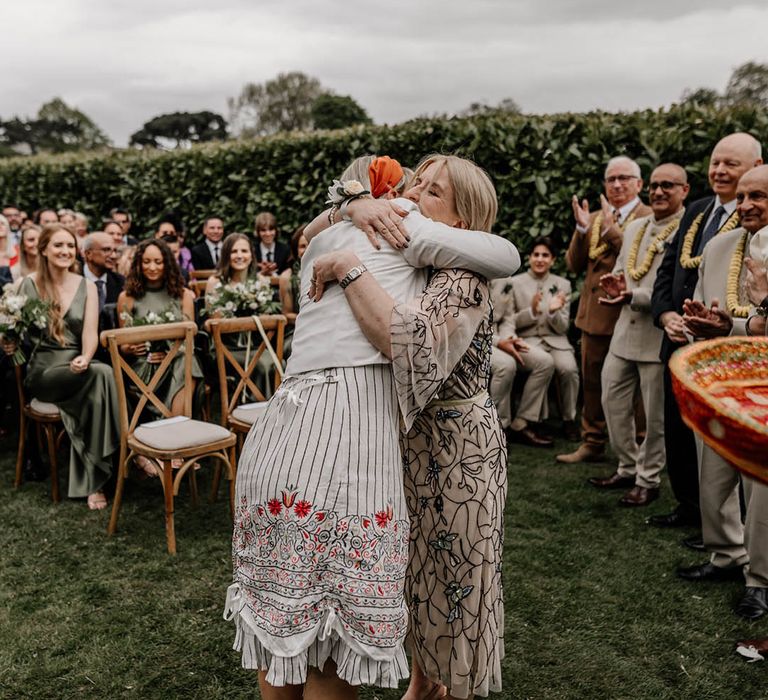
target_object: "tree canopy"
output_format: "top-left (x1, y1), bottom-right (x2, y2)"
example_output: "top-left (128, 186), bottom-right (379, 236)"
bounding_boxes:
top-left (310, 94), bottom-right (372, 130)
top-left (680, 61), bottom-right (768, 109)
top-left (129, 111), bottom-right (228, 149)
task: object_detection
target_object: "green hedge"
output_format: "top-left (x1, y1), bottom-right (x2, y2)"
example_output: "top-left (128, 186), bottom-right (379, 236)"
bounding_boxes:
top-left (1, 104), bottom-right (766, 258)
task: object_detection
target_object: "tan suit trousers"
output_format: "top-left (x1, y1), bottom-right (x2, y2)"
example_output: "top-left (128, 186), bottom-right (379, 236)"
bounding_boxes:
top-left (490, 345), bottom-right (554, 427)
top-left (743, 477), bottom-right (768, 588)
top-left (601, 352), bottom-right (665, 488)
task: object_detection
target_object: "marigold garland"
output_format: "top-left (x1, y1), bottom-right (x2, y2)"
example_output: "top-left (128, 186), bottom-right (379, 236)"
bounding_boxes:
top-left (588, 211), bottom-right (637, 261)
top-left (679, 208), bottom-right (740, 270)
top-left (725, 230), bottom-right (750, 318)
top-left (626, 216), bottom-right (681, 281)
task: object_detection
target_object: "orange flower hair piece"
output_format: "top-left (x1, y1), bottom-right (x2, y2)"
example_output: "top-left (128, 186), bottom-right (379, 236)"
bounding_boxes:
top-left (368, 156), bottom-right (404, 199)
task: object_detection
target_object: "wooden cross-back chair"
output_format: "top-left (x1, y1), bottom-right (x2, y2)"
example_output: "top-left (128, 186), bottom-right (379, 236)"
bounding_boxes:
top-left (13, 365), bottom-right (66, 502)
top-left (204, 314), bottom-right (286, 499)
top-left (101, 320), bottom-right (236, 554)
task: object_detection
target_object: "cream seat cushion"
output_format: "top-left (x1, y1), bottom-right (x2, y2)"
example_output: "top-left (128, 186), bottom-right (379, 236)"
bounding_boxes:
top-left (133, 416), bottom-right (231, 451)
top-left (29, 399), bottom-right (60, 416)
top-left (230, 402), bottom-right (269, 426)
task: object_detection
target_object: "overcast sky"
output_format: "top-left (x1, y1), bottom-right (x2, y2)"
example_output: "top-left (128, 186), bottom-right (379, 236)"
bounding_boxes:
top-left (2, 0), bottom-right (767, 146)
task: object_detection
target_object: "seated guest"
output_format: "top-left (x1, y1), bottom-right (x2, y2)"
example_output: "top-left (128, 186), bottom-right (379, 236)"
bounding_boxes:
top-left (73, 212), bottom-right (89, 242)
top-left (82, 232), bottom-right (124, 312)
top-left (507, 236), bottom-right (578, 442)
top-left (2, 204), bottom-right (23, 246)
top-left (0, 214), bottom-right (19, 271)
top-left (159, 234), bottom-right (189, 283)
top-left (115, 244), bottom-right (136, 277)
top-left (190, 216), bottom-right (225, 271)
top-left (278, 225), bottom-right (308, 316)
top-left (109, 208), bottom-right (138, 245)
top-left (103, 220), bottom-right (125, 247)
top-left (58, 209), bottom-right (76, 229)
top-left (11, 224), bottom-right (41, 280)
top-left (154, 218), bottom-right (177, 240)
top-left (253, 211), bottom-right (291, 275)
top-left (35, 209), bottom-right (58, 226)
top-left (176, 228), bottom-right (194, 277)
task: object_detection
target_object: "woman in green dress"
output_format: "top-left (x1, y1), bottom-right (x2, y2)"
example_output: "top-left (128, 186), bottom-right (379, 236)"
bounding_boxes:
top-left (278, 225), bottom-right (308, 358)
top-left (3, 224), bottom-right (120, 510)
top-left (117, 239), bottom-right (201, 475)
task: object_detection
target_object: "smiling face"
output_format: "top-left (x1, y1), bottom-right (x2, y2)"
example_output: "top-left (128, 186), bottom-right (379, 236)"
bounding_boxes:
top-left (229, 238), bottom-right (253, 272)
top-left (405, 161), bottom-right (464, 228)
top-left (708, 134), bottom-right (762, 202)
top-left (604, 159), bottom-right (643, 209)
top-left (3, 207), bottom-right (21, 229)
top-left (529, 244), bottom-right (554, 277)
top-left (141, 244), bottom-right (165, 285)
top-left (104, 221), bottom-right (124, 245)
top-left (648, 164), bottom-right (689, 220)
top-left (22, 228), bottom-right (40, 257)
top-left (203, 218), bottom-right (224, 243)
top-left (257, 227), bottom-right (277, 246)
top-left (736, 166), bottom-right (768, 234)
top-left (42, 229), bottom-right (77, 271)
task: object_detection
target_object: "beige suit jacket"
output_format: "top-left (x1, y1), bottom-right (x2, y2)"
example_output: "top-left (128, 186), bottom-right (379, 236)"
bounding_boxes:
top-left (509, 271), bottom-right (573, 351)
top-left (566, 200), bottom-right (653, 336)
top-left (693, 227), bottom-right (749, 337)
top-left (490, 277), bottom-right (517, 346)
top-left (610, 211), bottom-right (683, 363)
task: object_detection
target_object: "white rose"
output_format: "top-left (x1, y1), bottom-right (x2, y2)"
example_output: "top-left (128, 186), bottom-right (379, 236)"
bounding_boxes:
top-left (343, 180), bottom-right (364, 196)
top-left (225, 301), bottom-right (236, 311)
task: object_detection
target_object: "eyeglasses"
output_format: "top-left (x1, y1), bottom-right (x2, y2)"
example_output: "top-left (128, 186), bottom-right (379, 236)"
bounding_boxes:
top-left (648, 181), bottom-right (685, 192)
top-left (605, 175), bottom-right (639, 185)
top-left (94, 247), bottom-right (116, 254)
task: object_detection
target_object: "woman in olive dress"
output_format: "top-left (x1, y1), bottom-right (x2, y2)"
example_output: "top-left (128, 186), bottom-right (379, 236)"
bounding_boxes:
top-left (5, 224), bottom-right (120, 510)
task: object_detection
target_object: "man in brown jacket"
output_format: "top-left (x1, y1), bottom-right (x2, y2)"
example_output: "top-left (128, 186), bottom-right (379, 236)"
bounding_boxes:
top-left (557, 156), bottom-right (652, 463)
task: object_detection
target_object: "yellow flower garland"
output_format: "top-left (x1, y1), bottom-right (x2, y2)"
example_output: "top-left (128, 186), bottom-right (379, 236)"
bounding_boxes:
top-left (625, 216), bottom-right (681, 281)
top-left (588, 211), bottom-right (636, 261)
top-left (725, 230), bottom-right (750, 318)
top-left (679, 208), bottom-right (740, 270)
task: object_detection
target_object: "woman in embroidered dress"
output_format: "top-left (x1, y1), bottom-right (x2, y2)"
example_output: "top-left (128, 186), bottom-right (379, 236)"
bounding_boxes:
top-left (311, 155), bottom-right (507, 700)
top-left (225, 155), bottom-right (518, 700)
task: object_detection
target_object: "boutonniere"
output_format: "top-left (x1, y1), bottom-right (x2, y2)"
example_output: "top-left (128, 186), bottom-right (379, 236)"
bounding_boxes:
top-left (503, 283), bottom-right (512, 294)
top-left (548, 284), bottom-right (559, 295)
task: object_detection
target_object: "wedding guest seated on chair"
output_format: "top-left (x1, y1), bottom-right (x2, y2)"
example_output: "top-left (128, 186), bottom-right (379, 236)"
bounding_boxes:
top-left (253, 211), bottom-right (291, 276)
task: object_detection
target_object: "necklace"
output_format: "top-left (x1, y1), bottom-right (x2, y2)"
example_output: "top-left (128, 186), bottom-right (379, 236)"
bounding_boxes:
top-left (626, 216), bottom-right (681, 281)
top-left (588, 210), bottom-right (636, 261)
top-left (725, 230), bottom-right (750, 318)
top-left (679, 208), bottom-right (740, 269)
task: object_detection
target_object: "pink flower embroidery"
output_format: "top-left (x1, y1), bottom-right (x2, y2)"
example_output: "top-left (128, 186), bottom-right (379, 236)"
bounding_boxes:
top-left (294, 500), bottom-right (312, 518)
top-left (268, 499), bottom-right (282, 515)
top-left (375, 511), bottom-right (389, 528)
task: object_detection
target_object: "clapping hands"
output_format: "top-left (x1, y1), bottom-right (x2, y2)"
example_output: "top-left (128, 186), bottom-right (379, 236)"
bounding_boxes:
top-left (598, 273), bottom-right (631, 306)
top-left (682, 298), bottom-right (733, 339)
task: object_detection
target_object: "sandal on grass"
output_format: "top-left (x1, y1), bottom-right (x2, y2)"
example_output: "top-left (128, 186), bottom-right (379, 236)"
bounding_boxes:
top-left (171, 459), bottom-right (201, 471)
top-left (87, 492), bottom-right (108, 510)
top-left (135, 455), bottom-right (160, 478)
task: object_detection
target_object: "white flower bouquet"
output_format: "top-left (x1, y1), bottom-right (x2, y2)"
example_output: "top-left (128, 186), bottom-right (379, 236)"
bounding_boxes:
top-left (0, 284), bottom-right (52, 365)
top-left (205, 277), bottom-right (281, 318)
top-left (120, 304), bottom-right (182, 353)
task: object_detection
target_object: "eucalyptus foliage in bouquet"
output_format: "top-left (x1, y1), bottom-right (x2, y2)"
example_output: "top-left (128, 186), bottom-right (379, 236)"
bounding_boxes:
top-left (120, 304), bottom-right (182, 354)
top-left (205, 277), bottom-right (281, 318)
top-left (0, 284), bottom-right (52, 365)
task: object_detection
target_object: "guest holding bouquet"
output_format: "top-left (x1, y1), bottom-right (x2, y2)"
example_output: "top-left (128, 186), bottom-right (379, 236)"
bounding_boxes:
top-left (1, 224), bottom-right (120, 509)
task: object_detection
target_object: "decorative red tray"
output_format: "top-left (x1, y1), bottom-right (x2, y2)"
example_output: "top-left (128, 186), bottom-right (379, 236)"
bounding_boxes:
top-left (670, 337), bottom-right (768, 485)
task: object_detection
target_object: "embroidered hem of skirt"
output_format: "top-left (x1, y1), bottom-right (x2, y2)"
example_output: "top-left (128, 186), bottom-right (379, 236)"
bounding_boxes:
top-left (224, 583), bottom-right (409, 688)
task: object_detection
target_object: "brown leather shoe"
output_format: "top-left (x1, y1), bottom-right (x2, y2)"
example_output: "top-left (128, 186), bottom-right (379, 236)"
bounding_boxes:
top-left (619, 485), bottom-right (660, 507)
top-left (506, 426), bottom-right (553, 448)
top-left (587, 471), bottom-right (635, 489)
top-left (557, 443), bottom-right (605, 464)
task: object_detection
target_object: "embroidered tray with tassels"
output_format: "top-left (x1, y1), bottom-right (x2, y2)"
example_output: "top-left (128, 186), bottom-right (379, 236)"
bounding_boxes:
top-left (670, 337), bottom-right (768, 485)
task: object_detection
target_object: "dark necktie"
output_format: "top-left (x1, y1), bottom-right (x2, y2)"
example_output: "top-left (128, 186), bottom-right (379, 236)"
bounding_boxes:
top-left (612, 209), bottom-right (621, 225)
top-left (696, 205), bottom-right (726, 254)
top-left (266, 250), bottom-right (273, 263)
top-left (95, 279), bottom-right (106, 311)
top-left (213, 244), bottom-right (220, 264)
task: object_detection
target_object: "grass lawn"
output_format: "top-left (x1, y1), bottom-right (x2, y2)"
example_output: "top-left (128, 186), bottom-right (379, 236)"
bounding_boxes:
top-left (0, 431), bottom-right (765, 700)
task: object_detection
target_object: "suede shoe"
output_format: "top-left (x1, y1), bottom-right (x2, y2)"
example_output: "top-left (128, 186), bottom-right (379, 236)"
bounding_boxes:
top-left (619, 485), bottom-right (660, 507)
top-left (677, 561), bottom-right (744, 582)
top-left (587, 471), bottom-right (635, 490)
top-left (735, 587), bottom-right (768, 621)
top-left (556, 443), bottom-right (605, 464)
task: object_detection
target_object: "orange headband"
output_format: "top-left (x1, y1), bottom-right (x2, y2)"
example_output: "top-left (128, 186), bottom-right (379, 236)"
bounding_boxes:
top-left (368, 156), bottom-right (404, 199)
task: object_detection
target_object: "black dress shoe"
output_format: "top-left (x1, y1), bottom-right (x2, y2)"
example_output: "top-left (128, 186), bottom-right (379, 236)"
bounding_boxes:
top-left (506, 427), bottom-right (553, 448)
top-left (682, 535), bottom-right (706, 552)
top-left (647, 509), bottom-right (701, 529)
top-left (735, 587), bottom-right (768, 620)
top-left (677, 561), bottom-right (744, 582)
top-left (587, 472), bottom-right (635, 490)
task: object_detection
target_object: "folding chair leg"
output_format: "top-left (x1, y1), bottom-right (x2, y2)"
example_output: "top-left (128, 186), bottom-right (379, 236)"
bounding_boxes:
top-left (14, 412), bottom-right (26, 489)
top-left (189, 468), bottom-right (199, 507)
top-left (43, 424), bottom-right (60, 503)
top-left (108, 445), bottom-right (128, 536)
top-left (163, 460), bottom-right (177, 555)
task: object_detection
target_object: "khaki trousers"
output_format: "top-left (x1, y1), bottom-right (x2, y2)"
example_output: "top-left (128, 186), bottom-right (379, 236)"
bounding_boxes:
top-left (490, 347), bottom-right (518, 429)
top-left (743, 477), bottom-right (768, 588)
top-left (601, 352), bottom-right (665, 489)
top-left (548, 347), bottom-right (579, 422)
top-left (490, 344), bottom-right (555, 427)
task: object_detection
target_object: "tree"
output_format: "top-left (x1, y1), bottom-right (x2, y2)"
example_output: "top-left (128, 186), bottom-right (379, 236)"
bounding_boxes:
top-left (310, 94), bottom-right (372, 131)
top-left (130, 111), bottom-right (228, 149)
top-left (459, 97), bottom-right (521, 117)
top-left (679, 87), bottom-right (721, 107)
top-left (228, 71), bottom-right (325, 137)
top-left (724, 61), bottom-right (768, 109)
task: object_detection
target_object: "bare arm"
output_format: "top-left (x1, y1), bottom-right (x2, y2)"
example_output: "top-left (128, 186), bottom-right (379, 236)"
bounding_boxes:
top-left (304, 199), bottom-right (409, 249)
top-left (72, 279), bottom-right (99, 371)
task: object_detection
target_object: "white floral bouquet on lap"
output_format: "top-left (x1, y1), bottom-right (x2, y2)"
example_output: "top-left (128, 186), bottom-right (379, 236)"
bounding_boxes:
top-left (205, 278), bottom-right (280, 318)
top-left (0, 284), bottom-right (51, 365)
top-left (120, 304), bottom-right (182, 354)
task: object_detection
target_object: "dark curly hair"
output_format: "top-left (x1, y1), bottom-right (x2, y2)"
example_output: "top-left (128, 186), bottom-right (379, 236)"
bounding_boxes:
top-left (124, 238), bottom-right (186, 299)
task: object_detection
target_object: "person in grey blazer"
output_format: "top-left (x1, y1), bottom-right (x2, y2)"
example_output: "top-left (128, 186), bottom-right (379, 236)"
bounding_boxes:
top-left (588, 163), bottom-right (689, 506)
top-left (678, 165), bottom-right (768, 622)
top-left (505, 237), bottom-right (578, 443)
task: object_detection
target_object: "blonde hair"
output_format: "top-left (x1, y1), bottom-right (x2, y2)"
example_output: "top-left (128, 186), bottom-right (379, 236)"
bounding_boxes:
top-left (413, 154), bottom-right (498, 232)
top-left (37, 223), bottom-right (79, 345)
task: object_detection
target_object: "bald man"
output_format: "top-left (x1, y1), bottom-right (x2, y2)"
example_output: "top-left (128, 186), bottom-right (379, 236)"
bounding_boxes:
top-left (82, 232), bottom-right (125, 314)
top-left (651, 133), bottom-right (763, 533)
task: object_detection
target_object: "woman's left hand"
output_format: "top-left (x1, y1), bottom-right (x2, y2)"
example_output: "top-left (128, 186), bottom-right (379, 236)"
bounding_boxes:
top-left (147, 351), bottom-right (167, 364)
top-left (309, 251), bottom-right (360, 302)
top-left (70, 355), bottom-right (90, 373)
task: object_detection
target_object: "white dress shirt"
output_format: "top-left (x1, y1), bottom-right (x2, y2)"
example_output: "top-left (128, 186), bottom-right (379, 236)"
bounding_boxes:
top-left (206, 238), bottom-right (222, 265)
top-left (286, 199), bottom-right (521, 375)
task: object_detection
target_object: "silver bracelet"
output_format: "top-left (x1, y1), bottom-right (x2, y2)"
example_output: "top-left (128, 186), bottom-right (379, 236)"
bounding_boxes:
top-left (339, 264), bottom-right (368, 290)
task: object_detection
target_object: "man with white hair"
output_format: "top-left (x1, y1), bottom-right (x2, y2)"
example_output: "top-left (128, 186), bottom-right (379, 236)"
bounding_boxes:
top-left (557, 156), bottom-right (652, 464)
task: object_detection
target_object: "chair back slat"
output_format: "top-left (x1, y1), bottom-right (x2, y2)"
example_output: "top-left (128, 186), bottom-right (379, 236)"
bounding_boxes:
top-left (101, 321), bottom-right (198, 439)
top-left (204, 315), bottom-right (286, 427)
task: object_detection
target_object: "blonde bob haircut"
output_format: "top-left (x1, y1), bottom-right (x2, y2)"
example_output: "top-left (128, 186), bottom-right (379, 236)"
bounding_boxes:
top-left (413, 154), bottom-right (498, 233)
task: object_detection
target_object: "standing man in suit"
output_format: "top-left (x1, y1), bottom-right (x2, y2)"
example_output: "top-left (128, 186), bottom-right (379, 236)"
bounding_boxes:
top-left (253, 211), bottom-right (291, 275)
top-left (677, 165), bottom-right (768, 621)
top-left (650, 133), bottom-right (763, 531)
top-left (557, 156), bottom-right (652, 464)
top-left (190, 216), bottom-right (225, 271)
top-left (588, 164), bottom-right (689, 506)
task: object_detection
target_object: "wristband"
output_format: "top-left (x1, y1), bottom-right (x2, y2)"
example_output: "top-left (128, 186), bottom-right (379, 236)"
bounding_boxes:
top-left (328, 205), bottom-right (339, 227)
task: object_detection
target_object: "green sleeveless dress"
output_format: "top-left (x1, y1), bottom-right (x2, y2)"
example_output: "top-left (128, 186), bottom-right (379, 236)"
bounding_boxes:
top-left (21, 276), bottom-right (119, 498)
